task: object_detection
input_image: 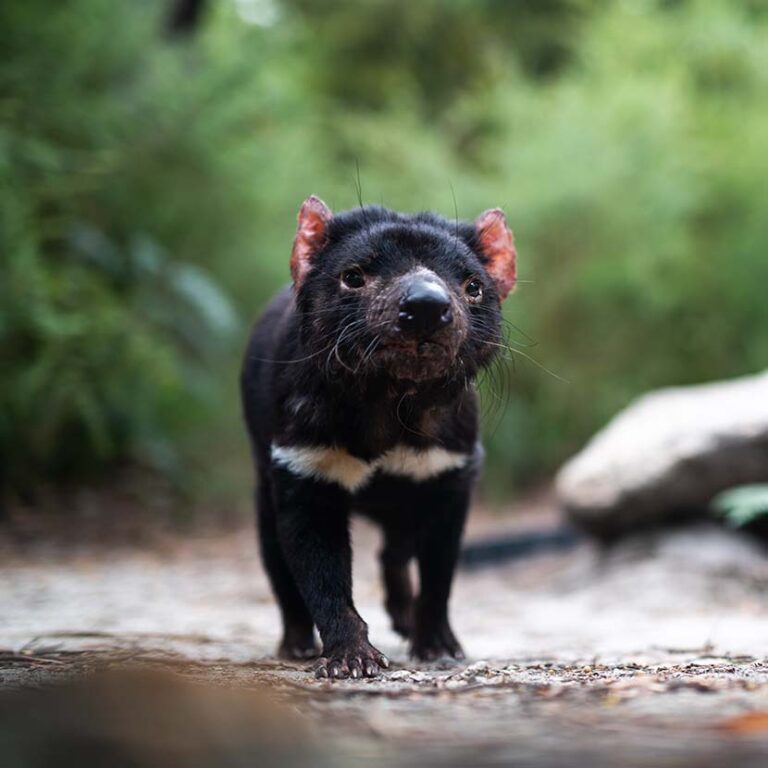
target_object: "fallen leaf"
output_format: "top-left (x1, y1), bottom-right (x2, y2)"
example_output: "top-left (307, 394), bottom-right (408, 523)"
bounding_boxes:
top-left (718, 711), bottom-right (768, 734)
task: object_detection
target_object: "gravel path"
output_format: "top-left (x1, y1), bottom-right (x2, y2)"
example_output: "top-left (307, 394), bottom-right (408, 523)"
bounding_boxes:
top-left (1, 511), bottom-right (767, 766)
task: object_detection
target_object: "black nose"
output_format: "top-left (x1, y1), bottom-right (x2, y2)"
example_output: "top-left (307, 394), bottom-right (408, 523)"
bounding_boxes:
top-left (398, 278), bottom-right (452, 338)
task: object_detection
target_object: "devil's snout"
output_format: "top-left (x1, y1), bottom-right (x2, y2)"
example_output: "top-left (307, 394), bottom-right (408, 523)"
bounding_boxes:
top-left (397, 277), bottom-right (452, 339)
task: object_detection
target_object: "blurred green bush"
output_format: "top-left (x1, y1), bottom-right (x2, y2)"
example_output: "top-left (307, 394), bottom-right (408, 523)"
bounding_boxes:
top-left (2, 0), bottom-right (767, 503)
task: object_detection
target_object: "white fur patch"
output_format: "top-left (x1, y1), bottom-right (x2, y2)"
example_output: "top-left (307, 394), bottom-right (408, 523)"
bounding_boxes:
top-left (271, 445), bottom-right (373, 492)
top-left (377, 445), bottom-right (469, 481)
top-left (271, 443), bottom-right (470, 492)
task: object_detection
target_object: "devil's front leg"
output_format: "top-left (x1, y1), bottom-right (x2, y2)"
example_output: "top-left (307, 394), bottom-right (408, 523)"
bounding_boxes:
top-left (272, 467), bottom-right (389, 679)
top-left (410, 469), bottom-right (472, 661)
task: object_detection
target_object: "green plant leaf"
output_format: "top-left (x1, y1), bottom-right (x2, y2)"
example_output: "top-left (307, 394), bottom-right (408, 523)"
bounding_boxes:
top-left (712, 485), bottom-right (768, 528)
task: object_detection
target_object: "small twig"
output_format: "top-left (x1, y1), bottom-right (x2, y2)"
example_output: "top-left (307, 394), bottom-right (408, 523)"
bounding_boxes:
top-left (0, 652), bottom-right (66, 666)
top-left (21, 630), bottom-right (219, 643)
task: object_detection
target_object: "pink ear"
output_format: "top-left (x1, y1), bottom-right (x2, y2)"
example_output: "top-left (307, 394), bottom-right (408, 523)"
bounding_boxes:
top-left (290, 195), bottom-right (333, 287)
top-left (475, 208), bottom-right (517, 300)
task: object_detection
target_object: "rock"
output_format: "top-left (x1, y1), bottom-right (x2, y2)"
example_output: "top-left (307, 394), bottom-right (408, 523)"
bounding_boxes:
top-left (464, 661), bottom-right (491, 675)
top-left (556, 370), bottom-right (768, 538)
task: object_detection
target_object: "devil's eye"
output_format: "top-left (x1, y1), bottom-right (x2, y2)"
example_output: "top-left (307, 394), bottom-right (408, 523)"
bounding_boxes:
top-left (340, 266), bottom-right (365, 289)
top-left (465, 277), bottom-right (483, 299)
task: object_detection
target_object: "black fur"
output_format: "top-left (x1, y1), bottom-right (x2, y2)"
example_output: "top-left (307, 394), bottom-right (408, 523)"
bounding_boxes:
top-left (241, 204), bottom-right (508, 678)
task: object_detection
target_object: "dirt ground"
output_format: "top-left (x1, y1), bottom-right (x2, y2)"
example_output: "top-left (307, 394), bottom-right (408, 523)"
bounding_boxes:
top-left (1, 500), bottom-right (767, 767)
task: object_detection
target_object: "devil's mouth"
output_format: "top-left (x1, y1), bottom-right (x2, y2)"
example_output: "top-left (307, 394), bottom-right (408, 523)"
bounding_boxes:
top-left (381, 339), bottom-right (447, 355)
top-left (372, 339), bottom-right (456, 381)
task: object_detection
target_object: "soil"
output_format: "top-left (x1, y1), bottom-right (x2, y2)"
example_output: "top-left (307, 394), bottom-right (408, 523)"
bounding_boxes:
top-left (1, 500), bottom-right (767, 767)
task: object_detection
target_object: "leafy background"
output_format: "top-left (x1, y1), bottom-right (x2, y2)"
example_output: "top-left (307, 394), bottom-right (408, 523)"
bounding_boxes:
top-left (2, 0), bottom-right (767, 509)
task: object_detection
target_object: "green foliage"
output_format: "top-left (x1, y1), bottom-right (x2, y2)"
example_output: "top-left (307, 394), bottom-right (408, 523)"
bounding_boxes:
top-left (2, 0), bottom-right (768, 500)
top-left (0, 0), bottom-right (248, 490)
top-left (712, 485), bottom-right (768, 527)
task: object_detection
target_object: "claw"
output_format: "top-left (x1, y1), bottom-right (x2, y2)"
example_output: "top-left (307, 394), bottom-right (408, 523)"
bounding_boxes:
top-left (328, 660), bottom-right (348, 678)
top-left (363, 660), bottom-right (378, 677)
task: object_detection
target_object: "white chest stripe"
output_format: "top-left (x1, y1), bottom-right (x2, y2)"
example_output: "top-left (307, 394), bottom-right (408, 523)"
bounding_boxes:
top-left (377, 445), bottom-right (469, 481)
top-left (270, 443), bottom-right (470, 492)
top-left (271, 445), bottom-right (372, 492)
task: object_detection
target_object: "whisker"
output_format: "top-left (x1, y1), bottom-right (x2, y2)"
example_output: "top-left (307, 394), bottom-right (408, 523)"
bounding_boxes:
top-left (325, 318), bottom-right (368, 375)
top-left (395, 392), bottom-right (440, 443)
top-left (499, 316), bottom-right (538, 346)
top-left (355, 334), bottom-right (381, 373)
top-left (483, 340), bottom-right (569, 383)
top-left (470, 314), bottom-right (538, 349)
top-left (249, 343), bottom-right (334, 365)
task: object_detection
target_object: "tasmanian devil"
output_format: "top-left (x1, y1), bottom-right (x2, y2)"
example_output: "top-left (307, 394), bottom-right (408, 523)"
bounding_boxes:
top-left (241, 196), bottom-right (517, 679)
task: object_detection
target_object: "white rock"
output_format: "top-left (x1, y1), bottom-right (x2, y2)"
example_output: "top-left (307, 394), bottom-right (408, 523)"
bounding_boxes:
top-left (556, 370), bottom-right (768, 536)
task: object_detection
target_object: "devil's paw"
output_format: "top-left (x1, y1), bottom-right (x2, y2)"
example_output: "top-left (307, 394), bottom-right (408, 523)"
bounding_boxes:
top-left (278, 625), bottom-right (320, 660)
top-left (313, 640), bottom-right (390, 679)
top-left (411, 620), bottom-right (465, 662)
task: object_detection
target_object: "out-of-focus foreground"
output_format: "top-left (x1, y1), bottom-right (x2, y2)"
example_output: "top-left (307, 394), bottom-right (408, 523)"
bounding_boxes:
top-left (3, 0), bottom-right (768, 505)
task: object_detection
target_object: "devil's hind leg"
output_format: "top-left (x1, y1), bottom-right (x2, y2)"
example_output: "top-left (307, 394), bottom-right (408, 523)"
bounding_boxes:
top-left (380, 523), bottom-right (415, 639)
top-left (410, 469), bottom-right (471, 661)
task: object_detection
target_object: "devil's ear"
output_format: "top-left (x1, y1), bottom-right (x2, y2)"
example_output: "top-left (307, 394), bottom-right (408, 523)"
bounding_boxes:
top-left (474, 208), bottom-right (517, 300)
top-left (290, 195), bottom-right (333, 287)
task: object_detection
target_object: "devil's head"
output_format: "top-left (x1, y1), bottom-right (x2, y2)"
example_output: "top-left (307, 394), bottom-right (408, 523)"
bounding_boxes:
top-left (291, 196), bottom-right (517, 390)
